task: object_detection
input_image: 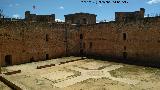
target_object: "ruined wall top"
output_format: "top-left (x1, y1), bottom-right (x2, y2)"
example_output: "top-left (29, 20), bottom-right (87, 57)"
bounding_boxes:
top-left (64, 13), bottom-right (97, 25)
top-left (115, 8), bottom-right (145, 22)
top-left (25, 11), bottom-right (55, 23)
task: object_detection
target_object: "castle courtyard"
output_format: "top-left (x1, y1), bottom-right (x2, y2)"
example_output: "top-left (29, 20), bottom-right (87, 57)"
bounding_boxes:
top-left (0, 57), bottom-right (160, 90)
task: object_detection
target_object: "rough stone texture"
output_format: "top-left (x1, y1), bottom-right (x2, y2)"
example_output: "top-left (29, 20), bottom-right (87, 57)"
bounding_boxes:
top-left (82, 18), bottom-right (160, 63)
top-left (0, 8), bottom-right (160, 66)
top-left (25, 11), bottom-right (55, 23)
top-left (64, 13), bottom-right (96, 25)
top-left (0, 22), bottom-right (66, 66)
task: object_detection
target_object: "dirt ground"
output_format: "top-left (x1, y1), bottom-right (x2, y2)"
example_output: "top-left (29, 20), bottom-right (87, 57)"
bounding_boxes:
top-left (1, 56), bottom-right (160, 90)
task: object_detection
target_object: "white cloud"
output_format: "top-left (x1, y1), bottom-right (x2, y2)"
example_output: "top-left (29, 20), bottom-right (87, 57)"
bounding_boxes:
top-left (12, 14), bottom-right (20, 18)
top-left (59, 6), bottom-right (64, 9)
top-left (147, 0), bottom-right (160, 4)
top-left (55, 19), bottom-right (64, 22)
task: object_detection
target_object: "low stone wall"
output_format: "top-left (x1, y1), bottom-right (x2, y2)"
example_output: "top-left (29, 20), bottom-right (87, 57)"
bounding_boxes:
top-left (3, 70), bottom-right (21, 75)
top-left (37, 64), bottom-right (55, 69)
top-left (59, 58), bottom-right (84, 65)
top-left (0, 75), bottom-right (22, 90)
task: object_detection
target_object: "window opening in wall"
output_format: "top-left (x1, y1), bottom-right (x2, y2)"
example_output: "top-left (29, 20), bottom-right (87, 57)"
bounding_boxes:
top-left (89, 42), bottom-right (92, 49)
top-left (46, 34), bottom-right (49, 41)
top-left (46, 54), bottom-right (49, 60)
top-left (123, 52), bottom-right (127, 59)
top-left (5, 55), bottom-right (12, 66)
top-left (80, 34), bottom-right (83, 39)
top-left (123, 33), bottom-right (126, 40)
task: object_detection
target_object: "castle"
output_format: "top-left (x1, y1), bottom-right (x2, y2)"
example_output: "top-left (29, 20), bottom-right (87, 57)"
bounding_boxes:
top-left (0, 8), bottom-right (160, 67)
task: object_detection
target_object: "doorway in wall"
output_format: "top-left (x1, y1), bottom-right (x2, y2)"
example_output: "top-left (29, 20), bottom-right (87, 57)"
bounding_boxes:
top-left (123, 52), bottom-right (127, 59)
top-left (80, 49), bottom-right (83, 56)
top-left (5, 55), bottom-right (12, 66)
top-left (46, 54), bottom-right (49, 60)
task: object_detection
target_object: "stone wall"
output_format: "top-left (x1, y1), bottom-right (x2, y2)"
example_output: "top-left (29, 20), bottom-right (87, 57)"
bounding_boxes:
top-left (1, 14), bottom-right (160, 67)
top-left (81, 17), bottom-right (160, 64)
top-left (64, 13), bottom-right (96, 25)
top-left (0, 21), bottom-right (66, 66)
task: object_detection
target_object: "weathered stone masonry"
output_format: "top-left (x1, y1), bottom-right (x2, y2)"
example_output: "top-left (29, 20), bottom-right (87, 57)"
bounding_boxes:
top-left (0, 8), bottom-right (160, 67)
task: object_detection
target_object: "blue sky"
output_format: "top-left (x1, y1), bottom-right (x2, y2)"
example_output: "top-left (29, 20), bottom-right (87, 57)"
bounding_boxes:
top-left (0, 0), bottom-right (160, 21)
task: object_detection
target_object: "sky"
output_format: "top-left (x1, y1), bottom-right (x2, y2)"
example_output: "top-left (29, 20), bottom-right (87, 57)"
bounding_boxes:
top-left (0, 0), bottom-right (160, 22)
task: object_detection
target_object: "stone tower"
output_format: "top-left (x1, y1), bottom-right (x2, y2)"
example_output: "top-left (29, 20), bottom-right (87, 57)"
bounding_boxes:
top-left (64, 13), bottom-right (97, 25)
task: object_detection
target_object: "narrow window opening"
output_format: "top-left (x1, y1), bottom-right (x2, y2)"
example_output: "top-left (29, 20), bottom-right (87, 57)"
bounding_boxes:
top-left (123, 33), bottom-right (126, 40)
top-left (46, 34), bottom-right (49, 41)
top-left (83, 43), bottom-right (85, 48)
